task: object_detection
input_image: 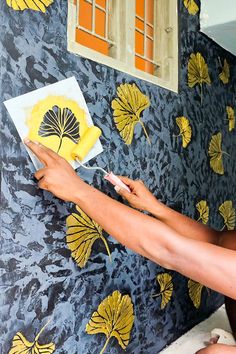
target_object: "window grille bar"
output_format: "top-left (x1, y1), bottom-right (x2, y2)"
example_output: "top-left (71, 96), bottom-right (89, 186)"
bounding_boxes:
top-left (146, 34), bottom-right (153, 40)
top-left (136, 11), bottom-right (153, 26)
top-left (136, 28), bottom-right (153, 41)
top-left (85, 0), bottom-right (106, 12)
top-left (136, 14), bottom-right (143, 21)
top-left (146, 21), bottom-right (154, 28)
top-left (135, 27), bottom-right (144, 35)
top-left (92, 0), bottom-right (96, 34)
top-left (143, 0), bottom-right (146, 57)
top-left (76, 0), bottom-right (80, 28)
top-left (135, 53), bottom-right (159, 67)
top-left (97, 4), bottom-right (106, 12)
top-left (105, 0), bottom-right (109, 40)
top-left (77, 25), bottom-right (115, 45)
top-left (76, 0), bottom-right (111, 44)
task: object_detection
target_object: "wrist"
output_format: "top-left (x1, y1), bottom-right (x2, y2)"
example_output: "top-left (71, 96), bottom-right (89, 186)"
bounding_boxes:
top-left (69, 177), bottom-right (87, 204)
top-left (70, 177), bottom-right (93, 205)
top-left (147, 199), bottom-right (166, 219)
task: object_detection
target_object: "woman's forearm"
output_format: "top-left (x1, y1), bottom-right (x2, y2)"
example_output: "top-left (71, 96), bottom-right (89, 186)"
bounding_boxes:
top-left (72, 181), bottom-right (173, 267)
top-left (116, 176), bottom-right (219, 245)
top-left (147, 199), bottom-right (219, 244)
top-left (73, 181), bottom-right (236, 300)
top-left (23, 141), bottom-right (236, 299)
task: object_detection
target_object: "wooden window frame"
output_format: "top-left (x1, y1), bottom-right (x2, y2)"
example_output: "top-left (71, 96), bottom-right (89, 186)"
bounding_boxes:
top-left (67, 0), bottom-right (179, 93)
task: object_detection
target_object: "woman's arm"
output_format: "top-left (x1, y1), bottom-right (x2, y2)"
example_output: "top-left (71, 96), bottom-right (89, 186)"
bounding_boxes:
top-left (24, 140), bottom-right (236, 300)
top-left (116, 176), bottom-right (220, 245)
top-left (73, 182), bottom-right (236, 300)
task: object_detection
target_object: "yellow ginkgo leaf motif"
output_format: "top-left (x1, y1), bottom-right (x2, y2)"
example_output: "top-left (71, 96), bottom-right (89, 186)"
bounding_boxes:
top-left (152, 273), bottom-right (173, 309)
top-left (226, 106), bottom-right (235, 132)
top-left (208, 132), bottom-right (229, 175)
top-left (86, 290), bottom-right (135, 354)
top-left (26, 96), bottom-right (88, 162)
top-left (66, 206), bottom-right (111, 268)
top-left (6, 0), bottom-right (54, 12)
top-left (219, 201), bottom-right (236, 231)
top-left (196, 200), bottom-right (209, 224)
top-left (175, 116), bottom-right (192, 148)
top-left (183, 0), bottom-right (199, 15)
top-left (219, 59), bottom-right (230, 84)
top-left (188, 53), bottom-right (211, 105)
top-left (111, 83), bottom-right (151, 145)
top-left (8, 321), bottom-right (55, 354)
top-left (188, 279), bottom-right (204, 309)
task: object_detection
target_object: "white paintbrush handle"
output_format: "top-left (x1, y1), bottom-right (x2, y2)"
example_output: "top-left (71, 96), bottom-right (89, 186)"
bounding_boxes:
top-left (104, 172), bottom-right (131, 193)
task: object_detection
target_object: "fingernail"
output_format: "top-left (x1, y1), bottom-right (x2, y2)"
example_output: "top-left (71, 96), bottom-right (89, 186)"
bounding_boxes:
top-left (114, 185), bottom-right (121, 193)
top-left (34, 141), bottom-right (40, 145)
top-left (24, 138), bottom-right (31, 144)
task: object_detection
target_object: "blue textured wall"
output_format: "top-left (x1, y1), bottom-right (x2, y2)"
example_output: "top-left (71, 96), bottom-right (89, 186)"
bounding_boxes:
top-left (1, 0), bottom-right (236, 353)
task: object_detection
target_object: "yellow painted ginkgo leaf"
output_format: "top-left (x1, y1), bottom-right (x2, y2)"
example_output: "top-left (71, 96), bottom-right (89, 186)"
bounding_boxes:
top-left (183, 0), bottom-right (199, 15)
top-left (111, 83), bottom-right (151, 145)
top-left (208, 132), bottom-right (228, 175)
top-left (6, 0), bottom-right (54, 12)
top-left (196, 200), bottom-right (209, 224)
top-left (226, 106), bottom-right (235, 132)
top-left (188, 53), bottom-right (211, 88)
top-left (175, 116), bottom-right (192, 148)
top-left (152, 273), bottom-right (173, 309)
top-left (66, 206), bottom-right (111, 268)
top-left (219, 201), bottom-right (236, 231)
top-left (8, 321), bottom-right (55, 354)
top-left (188, 53), bottom-right (211, 105)
top-left (219, 59), bottom-right (230, 84)
top-left (26, 96), bottom-right (88, 162)
top-left (86, 290), bottom-right (135, 354)
top-left (188, 279), bottom-right (204, 309)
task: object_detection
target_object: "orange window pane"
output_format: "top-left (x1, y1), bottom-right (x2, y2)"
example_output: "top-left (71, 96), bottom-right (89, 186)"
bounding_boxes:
top-left (135, 17), bottom-right (144, 32)
top-left (136, 0), bottom-right (144, 19)
top-left (146, 24), bottom-right (153, 38)
top-left (95, 8), bottom-right (106, 37)
top-left (96, 0), bottom-right (106, 8)
top-left (79, 0), bottom-right (92, 31)
top-left (135, 31), bottom-right (144, 56)
top-left (146, 38), bottom-right (153, 60)
top-left (146, 0), bottom-right (154, 24)
top-left (135, 56), bottom-right (154, 75)
top-left (76, 28), bottom-right (109, 55)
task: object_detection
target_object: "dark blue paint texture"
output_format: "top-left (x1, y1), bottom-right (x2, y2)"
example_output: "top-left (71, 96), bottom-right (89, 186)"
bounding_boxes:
top-left (1, 1), bottom-right (236, 353)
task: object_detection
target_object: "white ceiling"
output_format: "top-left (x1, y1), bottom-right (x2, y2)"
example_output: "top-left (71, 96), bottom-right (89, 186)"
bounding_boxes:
top-left (200, 0), bottom-right (236, 56)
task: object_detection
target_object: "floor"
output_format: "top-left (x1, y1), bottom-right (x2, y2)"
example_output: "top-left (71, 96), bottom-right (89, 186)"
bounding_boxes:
top-left (160, 306), bottom-right (235, 354)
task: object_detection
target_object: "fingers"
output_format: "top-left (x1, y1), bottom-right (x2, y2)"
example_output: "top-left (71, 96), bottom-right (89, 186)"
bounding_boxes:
top-left (117, 176), bottom-right (144, 187)
top-left (38, 177), bottom-right (48, 191)
top-left (34, 168), bottom-right (45, 181)
top-left (115, 185), bottom-right (132, 200)
top-left (209, 335), bottom-right (220, 345)
top-left (34, 168), bottom-right (48, 190)
top-left (116, 176), bottom-right (134, 186)
top-left (24, 139), bottom-right (59, 166)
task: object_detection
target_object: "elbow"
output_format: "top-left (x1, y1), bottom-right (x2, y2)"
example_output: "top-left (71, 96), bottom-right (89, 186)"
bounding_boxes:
top-left (139, 234), bottom-right (177, 270)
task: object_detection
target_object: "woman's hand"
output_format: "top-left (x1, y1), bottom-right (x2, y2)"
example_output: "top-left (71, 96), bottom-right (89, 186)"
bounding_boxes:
top-left (115, 176), bottom-right (158, 212)
top-left (196, 344), bottom-right (236, 354)
top-left (24, 139), bottom-right (83, 202)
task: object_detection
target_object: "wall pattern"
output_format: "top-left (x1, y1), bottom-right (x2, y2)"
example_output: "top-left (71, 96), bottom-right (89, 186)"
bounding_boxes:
top-left (1, 0), bottom-right (236, 353)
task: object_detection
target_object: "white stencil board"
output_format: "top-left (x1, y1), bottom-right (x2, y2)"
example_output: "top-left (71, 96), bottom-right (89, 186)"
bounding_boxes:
top-left (4, 77), bottom-right (103, 170)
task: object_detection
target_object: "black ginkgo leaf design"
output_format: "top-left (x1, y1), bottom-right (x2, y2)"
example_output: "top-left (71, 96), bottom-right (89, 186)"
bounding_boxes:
top-left (38, 105), bottom-right (80, 153)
